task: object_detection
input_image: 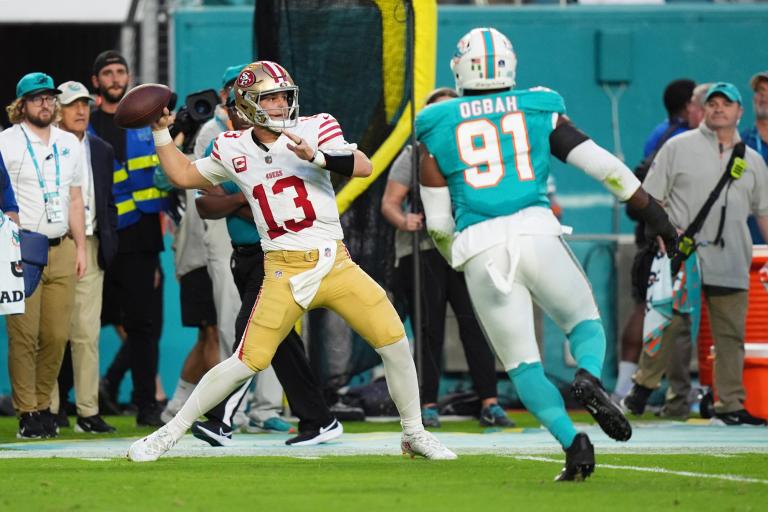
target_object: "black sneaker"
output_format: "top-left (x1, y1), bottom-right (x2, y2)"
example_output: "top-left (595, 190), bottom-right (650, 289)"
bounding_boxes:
top-left (620, 383), bottom-right (653, 416)
top-left (191, 419), bottom-right (233, 447)
top-left (17, 412), bottom-right (45, 439)
top-left (37, 409), bottom-right (60, 438)
top-left (76, 415), bottom-right (117, 433)
top-left (479, 403), bottom-right (515, 427)
top-left (715, 409), bottom-right (768, 426)
top-left (571, 369), bottom-right (632, 442)
top-left (136, 405), bottom-right (164, 427)
top-left (555, 433), bottom-right (596, 482)
top-left (285, 418), bottom-right (343, 446)
top-left (55, 408), bottom-right (70, 428)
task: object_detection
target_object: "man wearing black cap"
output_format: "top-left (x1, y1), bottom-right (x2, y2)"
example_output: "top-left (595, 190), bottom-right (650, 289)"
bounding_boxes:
top-left (0, 72), bottom-right (87, 438)
top-left (89, 50), bottom-right (168, 426)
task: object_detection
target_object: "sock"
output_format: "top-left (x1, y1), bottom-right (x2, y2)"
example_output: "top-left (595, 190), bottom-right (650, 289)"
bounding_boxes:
top-left (567, 319), bottom-right (606, 379)
top-left (168, 379), bottom-right (195, 410)
top-left (376, 338), bottom-right (423, 434)
top-left (614, 361), bottom-right (638, 398)
top-left (510, 362), bottom-right (577, 449)
top-left (166, 356), bottom-right (255, 439)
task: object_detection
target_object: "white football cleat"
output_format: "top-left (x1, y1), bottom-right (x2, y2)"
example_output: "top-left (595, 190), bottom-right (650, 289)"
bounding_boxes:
top-left (127, 426), bottom-right (177, 462)
top-left (401, 430), bottom-right (458, 460)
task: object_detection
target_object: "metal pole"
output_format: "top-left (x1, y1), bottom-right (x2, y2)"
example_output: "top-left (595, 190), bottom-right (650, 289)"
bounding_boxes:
top-left (406, 0), bottom-right (422, 386)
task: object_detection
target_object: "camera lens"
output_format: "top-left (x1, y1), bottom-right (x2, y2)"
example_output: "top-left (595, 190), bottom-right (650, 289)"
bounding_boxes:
top-left (193, 99), bottom-right (212, 116)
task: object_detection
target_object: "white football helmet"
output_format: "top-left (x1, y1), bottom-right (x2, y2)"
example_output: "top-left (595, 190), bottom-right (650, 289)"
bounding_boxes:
top-left (234, 61), bottom-right (299, 132)
top-left (450, 28), bottom-right (517, 96)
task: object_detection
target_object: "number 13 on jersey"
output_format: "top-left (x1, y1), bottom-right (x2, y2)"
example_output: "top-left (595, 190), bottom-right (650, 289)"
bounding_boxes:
top-left (457, 112), bottom-right (534, 188)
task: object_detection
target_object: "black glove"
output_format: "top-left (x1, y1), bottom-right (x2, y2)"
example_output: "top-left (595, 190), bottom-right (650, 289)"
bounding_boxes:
top-left (640, 199), bottom-right (678, 259)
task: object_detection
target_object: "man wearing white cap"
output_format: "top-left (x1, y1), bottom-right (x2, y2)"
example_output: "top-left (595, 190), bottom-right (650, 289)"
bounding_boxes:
top-left (52, 81), bottom-right (119, 433)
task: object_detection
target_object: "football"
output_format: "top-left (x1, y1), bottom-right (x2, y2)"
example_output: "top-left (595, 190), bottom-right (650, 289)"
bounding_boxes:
top-left (114, 83), bottom-right (172, 129)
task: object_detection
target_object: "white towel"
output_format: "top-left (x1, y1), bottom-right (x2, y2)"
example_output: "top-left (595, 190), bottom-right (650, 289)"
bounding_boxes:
top-left (641, 253), bottom-right (674, 356)
top-left (485, 240), bottom-right (521, 295)
top-left (289, 241), bottom-right (337, 309)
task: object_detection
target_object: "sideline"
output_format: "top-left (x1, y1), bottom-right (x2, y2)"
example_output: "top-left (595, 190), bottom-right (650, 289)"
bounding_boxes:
top-left (514, 455), bottom-right (768, 485)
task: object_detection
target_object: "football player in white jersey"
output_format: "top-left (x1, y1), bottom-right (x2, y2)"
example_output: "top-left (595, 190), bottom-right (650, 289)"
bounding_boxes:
top-left (128, 61), bottom-right (456, 462)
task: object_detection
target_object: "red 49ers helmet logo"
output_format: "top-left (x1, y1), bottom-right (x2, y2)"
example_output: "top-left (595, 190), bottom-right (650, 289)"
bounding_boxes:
top-left (238, 70), bottom-right (256, 88)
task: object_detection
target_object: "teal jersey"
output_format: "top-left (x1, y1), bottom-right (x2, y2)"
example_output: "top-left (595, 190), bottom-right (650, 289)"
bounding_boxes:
top-left (204, 141), bottom-right (260, 245)
top-left (416, 88), bottom-right (566, 232)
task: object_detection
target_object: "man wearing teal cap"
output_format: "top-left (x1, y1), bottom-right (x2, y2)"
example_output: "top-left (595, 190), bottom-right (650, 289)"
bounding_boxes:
top-left (624, 82), bottom-right (768, 426)
top-left (0, 72), bottom-right (87, 439)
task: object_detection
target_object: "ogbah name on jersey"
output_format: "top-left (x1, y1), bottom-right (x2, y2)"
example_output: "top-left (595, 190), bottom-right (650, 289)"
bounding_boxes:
top-left (459, 96), bottom-right (519, 119)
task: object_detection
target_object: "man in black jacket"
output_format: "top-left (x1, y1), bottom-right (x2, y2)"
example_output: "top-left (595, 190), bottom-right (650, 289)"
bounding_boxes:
top-left (54, 81), bottom-right (118, 433)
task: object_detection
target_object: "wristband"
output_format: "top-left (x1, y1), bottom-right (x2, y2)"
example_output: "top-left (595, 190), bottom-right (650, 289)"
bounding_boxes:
top-left (310, 150), bottom-right (327, 168)
top-left (320, 149), bottom-right (355, 177)
top-left (152, 128), bottom-right (173, 147)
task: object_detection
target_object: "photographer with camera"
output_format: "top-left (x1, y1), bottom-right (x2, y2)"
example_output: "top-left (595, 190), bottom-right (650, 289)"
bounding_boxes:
top-left (89, 50), bottom-right (169, 427)
top-left (192, 64), bottom-right (247, 160)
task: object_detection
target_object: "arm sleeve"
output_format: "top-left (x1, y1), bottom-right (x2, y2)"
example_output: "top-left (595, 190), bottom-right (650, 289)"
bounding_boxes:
top-left (419, 185), bottom-right (455, 264)
top-left (0, 152), bottom-right (18, 213)
top-left (564, 139), bottom-right (641, 201)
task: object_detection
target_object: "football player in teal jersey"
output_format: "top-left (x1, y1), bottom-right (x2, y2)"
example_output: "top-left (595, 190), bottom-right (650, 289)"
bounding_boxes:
top-left (417, 28), bottom-right (678, 481)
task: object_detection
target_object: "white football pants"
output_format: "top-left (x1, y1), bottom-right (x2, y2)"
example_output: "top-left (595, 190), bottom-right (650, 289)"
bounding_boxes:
top-left (462, 235), bottom-right (600, 371)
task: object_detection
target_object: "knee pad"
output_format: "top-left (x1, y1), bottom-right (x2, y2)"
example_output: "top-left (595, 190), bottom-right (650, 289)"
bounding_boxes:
top-left (238, 344), bottom-right (276, 372)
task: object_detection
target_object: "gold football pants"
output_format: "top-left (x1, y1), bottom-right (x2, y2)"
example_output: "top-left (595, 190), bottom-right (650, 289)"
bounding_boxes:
top-left (237, 242), bottom-right (405, 371)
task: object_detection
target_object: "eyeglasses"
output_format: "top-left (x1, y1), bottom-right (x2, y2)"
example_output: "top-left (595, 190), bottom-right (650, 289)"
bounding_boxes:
top-left (26, 95), bottom-right (57, 106)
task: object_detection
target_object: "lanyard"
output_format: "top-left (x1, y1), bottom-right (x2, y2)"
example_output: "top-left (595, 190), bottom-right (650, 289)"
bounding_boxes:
top-left (21, 126), bottom-right (60, 194)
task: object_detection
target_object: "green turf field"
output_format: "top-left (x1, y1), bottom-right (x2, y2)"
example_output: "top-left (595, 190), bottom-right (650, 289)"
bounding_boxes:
top-left (0, 415), bottom-right (765, 512)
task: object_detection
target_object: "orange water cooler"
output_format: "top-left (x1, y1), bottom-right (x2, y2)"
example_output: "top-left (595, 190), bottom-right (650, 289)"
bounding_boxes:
top-left (698, 245), bottom-right (768, 419)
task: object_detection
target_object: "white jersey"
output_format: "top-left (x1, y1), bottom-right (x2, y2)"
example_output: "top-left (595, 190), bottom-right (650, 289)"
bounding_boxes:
top-left (195, 114), bottom-right (355, 251)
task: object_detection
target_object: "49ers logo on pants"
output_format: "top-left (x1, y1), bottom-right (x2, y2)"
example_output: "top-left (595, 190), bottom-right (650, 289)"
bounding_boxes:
top-left (232, 156), bottom-right (248, 173)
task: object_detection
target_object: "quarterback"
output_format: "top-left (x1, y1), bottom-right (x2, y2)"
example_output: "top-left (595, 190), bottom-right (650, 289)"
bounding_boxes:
top-left (128, 61), bottom-right (455, 461)
top-left (416, 28), bottom-right (678, 481)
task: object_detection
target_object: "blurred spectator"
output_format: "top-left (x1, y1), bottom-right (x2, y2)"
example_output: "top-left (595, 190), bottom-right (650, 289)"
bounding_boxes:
top-left (742, 71), bottom-right (768, 244)
top-left (381, 88), bottom-right (513, 429)
top-left (0, 72), bottom-right (87, 439)
top-left (0, 152), bottom-right (20, 225)
top-left (623, 83), bottom-right (768, 425)
top-left (614, 78), bottom-right (699, 400)
top-left (89, 50), bottom-right (168, 426)
top-left (643, 79), bottom-right (696, 159)
top-left (50, 81), bottom-right (117, 433)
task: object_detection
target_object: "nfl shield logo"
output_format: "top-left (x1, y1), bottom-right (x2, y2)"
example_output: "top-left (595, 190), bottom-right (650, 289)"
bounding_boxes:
top-left (275, 270), bottom-right (283, 278)
top-left (324, 248), bottom-right (332, 258)
top-left (232, 156), bottom-right (248, 173)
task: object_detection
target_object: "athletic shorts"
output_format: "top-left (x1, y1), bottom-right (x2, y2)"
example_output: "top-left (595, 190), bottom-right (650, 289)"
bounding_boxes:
top-left (235, 241), bottom-right (405, 371)
top-left (179, 266), bottom-right (217, 327)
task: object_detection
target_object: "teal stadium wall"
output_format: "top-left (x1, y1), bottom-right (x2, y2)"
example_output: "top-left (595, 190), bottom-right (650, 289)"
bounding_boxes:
top-left (2, 5), bottom-right (767, 398)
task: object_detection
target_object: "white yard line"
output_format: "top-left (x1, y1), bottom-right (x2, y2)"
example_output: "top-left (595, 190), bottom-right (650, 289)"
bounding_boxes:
top-left (514, 455), bottom-right (768, 485)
